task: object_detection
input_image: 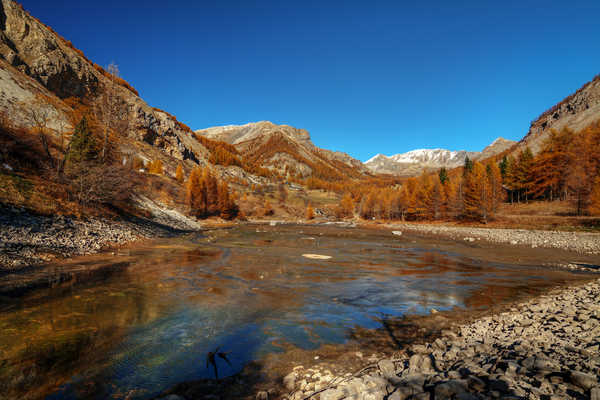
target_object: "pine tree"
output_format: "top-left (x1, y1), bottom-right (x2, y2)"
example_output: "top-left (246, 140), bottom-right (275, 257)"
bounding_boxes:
top-left (463, 156), bottom-right (474, 176)
top-left (66, 117), bottom-right (97, 165)
top-left (438, 167), bottom-right (449, 184)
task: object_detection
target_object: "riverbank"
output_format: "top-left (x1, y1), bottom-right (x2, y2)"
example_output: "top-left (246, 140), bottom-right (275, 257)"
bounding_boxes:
top-left (0, 202), bottom-right (203, 271)
top-left (283, 278), bottom-right (600, 400)
top-left (379, 222), bottom-right (600, 255)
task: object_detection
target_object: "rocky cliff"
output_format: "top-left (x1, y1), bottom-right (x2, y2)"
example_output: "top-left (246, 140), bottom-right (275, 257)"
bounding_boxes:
top-left (0, 0), bottom-right (209, 173)
top-left (520, 74), bottom-right (600, 153)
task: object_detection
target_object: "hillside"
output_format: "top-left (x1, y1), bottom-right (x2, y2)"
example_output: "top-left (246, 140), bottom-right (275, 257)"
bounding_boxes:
top-left (365, 137), bottom-right (515, 176)
top-left (196, 121), bottom-right (370, 181)
top-left (519, 74), bottom-right (600, 153)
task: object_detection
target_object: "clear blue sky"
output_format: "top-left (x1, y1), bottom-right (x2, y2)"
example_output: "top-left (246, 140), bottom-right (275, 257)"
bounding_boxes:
top-left (20, 0), bottom-right (600, 161)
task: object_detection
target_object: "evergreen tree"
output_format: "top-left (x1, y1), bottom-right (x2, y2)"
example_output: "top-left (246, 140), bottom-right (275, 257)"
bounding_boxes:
top-left (66, 117), bottom-right (97, 165)
top-left (463, 156), bottom-right (474, 176)
top-left (499, 155), bottom-right (508, 178)
top-left (438, 167), bottom-right (448, 184)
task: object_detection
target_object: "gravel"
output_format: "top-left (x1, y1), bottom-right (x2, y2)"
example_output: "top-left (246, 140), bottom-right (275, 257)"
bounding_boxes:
top-left (0, 204), bottom-right (199, 270)
top-left (282, 279), bottom-right (600, 400)
top-left (386, 223), bottom-right (600, 255)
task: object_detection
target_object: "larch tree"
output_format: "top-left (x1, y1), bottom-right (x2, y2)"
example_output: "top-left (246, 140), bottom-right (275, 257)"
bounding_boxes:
top-left (175, 164), bottom-right (184, 183)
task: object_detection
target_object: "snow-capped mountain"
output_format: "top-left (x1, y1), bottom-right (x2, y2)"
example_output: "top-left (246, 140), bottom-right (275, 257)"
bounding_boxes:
top-left (365, 138), bottom-right (516, 176)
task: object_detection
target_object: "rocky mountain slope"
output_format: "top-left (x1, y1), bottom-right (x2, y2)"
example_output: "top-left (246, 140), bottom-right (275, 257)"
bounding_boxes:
top-left (520, 74), bottom-right (600, 153)
top-left (0, 0), bottom-right (210, 175)
top-left (365, 137), bottom-right (515, 176)
top-left (196, 121), bottom-right (370, 180)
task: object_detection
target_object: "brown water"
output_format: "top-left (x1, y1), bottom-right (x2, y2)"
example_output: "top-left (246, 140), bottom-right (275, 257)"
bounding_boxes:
top-left (0, 224), bottom-right (589, 399)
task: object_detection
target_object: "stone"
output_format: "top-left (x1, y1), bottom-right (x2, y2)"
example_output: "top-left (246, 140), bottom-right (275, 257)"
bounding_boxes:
top-left (378, 359), bottom-right (397, 379)
top-left (319, 388), bottom-right (344, 400)
top-left (283, 372), bottom-right (297, 391)
top-left (256, 391), bottom-right (268, 400)
top-left (434, 380), bottom-right (468, 398)
top-left (591, 387), bottom-right (600, 400)
top-left (569, 371), bottom-right (598, 390)
top-left (157, 396), bottom-right (185, 400)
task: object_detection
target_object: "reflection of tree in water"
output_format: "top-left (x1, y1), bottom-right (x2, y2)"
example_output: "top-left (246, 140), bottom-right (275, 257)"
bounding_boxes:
top-left (0, 276), bottom-right (170, 400)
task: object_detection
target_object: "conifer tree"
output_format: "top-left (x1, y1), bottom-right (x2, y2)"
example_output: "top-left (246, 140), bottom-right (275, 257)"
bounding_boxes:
top-left (186, 167), bottom-right (207, 217)
top-left (438, 167), bottom-right (449, 185)
top-left (175, 164), bottom-right (184, 183)
top-left (66, 117), bottom-right (97, 165)
top-left (306, 204), bottom-right (315, 220)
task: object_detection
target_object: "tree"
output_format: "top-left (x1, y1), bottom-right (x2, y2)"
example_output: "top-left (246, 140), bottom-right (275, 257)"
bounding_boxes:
top-left (175, 164), bottom-right (184, 183)
top-left (463, 156), bottom-right (473, 175)
top-left (589, 176), bottom-right (600, 216)
top-left (186, 167), bottom-right (207, 217)
top-left (278, 183), bottom-right (287, 204)
top-left (66, 117), bottom-right (97, 165)
top-left (438, 167), bottom-right (449, 184)
top-left (97, 63), bottom-right (128, 163)
top-left (262, 199), bottom-right (274, 216)
top-left (335, 193), bottom-right (354, 219)
top-left (218, 181), bottom-right (239, 220)
top-left (148, 159), bottom-right (164, 175)
top-left (306, 204), bottom-right (315, 220)
top-left (21, 94), bottom-right (56, 169)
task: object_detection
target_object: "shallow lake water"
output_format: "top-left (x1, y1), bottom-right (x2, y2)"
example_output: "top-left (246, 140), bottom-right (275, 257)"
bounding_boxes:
top-left (0, 224), bottom-right (588, 399)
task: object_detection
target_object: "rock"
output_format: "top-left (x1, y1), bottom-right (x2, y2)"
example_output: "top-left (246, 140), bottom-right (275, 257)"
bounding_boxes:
top-left (569, 370), bottom-right (598, 390)
top-left (283, 372), bottom-right (296, 391)
top-left (408, 354), bottom-right (434, 374)
top-left (591, 387), bottom-right (600, 400)
top-left (392, 231), bottom-right (402, 236)
top-left (319, 388), bottom-right (344, 400)
top-left (256, 391), bottom-right (268, 400)
top-left (378, 359), bottom-right (397, 379)
top-left (157, 396), bottom-right (185, 400)
top-left (434, 380), bottom-right (468, 398)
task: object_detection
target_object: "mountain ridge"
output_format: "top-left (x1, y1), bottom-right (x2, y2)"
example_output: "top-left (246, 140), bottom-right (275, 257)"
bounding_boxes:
top-left (364, 137), bottom-right (515, 176)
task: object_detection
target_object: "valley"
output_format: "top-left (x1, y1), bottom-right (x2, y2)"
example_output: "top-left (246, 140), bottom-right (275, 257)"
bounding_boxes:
top-left (0, 1), bottom-right (600, 400)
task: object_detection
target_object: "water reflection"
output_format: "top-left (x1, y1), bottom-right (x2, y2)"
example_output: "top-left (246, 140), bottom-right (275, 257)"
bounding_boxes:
top-left (0, 224), bottom-right (586, 399)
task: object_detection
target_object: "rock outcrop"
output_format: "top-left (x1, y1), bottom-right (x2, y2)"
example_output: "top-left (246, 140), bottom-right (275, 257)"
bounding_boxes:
top-left (0, 0), bottom-right (209, 168)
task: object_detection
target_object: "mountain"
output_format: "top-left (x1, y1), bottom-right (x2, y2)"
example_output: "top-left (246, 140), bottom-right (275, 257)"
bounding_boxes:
top-left (0, 0), bottom-right (210, 175)
top-left (364, 137), bottom-right (515, 176)
top-left (195, 121), bottom-right (370, 180)
top-left (519, 74), bottom-right (600, 153)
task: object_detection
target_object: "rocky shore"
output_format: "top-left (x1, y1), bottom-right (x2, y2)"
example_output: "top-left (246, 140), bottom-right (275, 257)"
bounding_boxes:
top-left (385, 223), bottom-right (600, 255)
top-left (0, 204), bottom-right (201, 271)
top-left (281, 279), bottom-right (600, 400)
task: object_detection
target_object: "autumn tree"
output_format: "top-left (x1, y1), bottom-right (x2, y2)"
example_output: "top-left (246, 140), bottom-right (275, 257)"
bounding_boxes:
top-left (217, 181), bottom-right (239, 220)
top-left (186, 167), bottom-right (207, 217)
top-left (96, 63), bottom-right (128, 163)
top-left (21, 94), bottom-right (56, 169)
top-left (175, 164), bottom-right (184, 183)
top-left (589, 176), bottom-right (600, 216)
top-left (306, 204), bottom-right (315, 220)
top-left (335, 193), bottom-right (354, 219)
top-left (148, 159), bottom-right (164, 175)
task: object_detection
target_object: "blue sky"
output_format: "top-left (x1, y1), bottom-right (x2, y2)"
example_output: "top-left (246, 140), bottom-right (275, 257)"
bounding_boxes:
top-left (20, 1), bottom-right (600, 161)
